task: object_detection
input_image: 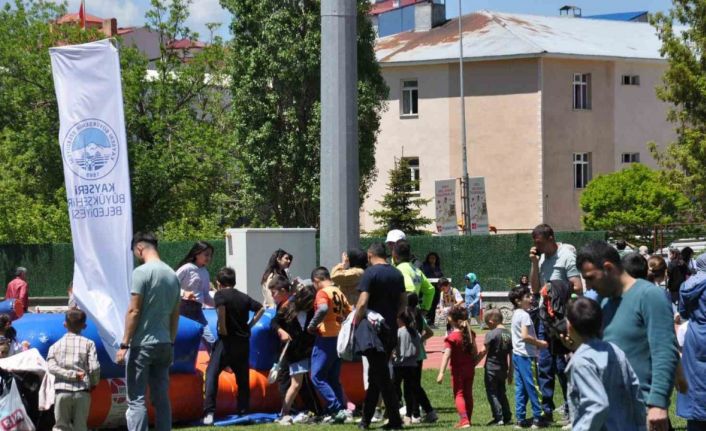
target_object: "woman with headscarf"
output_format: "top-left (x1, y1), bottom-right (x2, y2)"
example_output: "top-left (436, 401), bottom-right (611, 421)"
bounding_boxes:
top-left (421, 252), bottom-right (443, 326)
top-left (677, 254), bottom-right (706, 430)
top-left (463, 273), bottom-right (482, 325)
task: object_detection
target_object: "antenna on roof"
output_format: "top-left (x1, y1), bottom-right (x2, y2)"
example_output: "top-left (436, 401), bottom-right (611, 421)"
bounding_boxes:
top-left (559, 5), bottom-right (582, 17)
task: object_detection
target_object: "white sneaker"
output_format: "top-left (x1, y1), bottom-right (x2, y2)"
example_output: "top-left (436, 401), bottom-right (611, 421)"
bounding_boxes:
top-left (371, 408), bottom-right (384, 423)
top-left (202, 413), bottom-right (214, 426)
top-left (411, 416), bottom-right (421, 424)
top-left (292, 412), bottom-right (312, 424)
top-left (278, 415), bottom-right (293, 426)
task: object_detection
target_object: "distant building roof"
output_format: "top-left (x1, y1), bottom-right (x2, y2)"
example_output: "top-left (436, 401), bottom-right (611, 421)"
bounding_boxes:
top-left (375, 10), bottom-right (673, 65)
top-left (370, 0), bottom-right (426, 16)
top-left (167, 39), bottom-right (206, 50)
top-left (584, 11), bottom-right (648, 22)
top-left (117, 27), bottom-right (136, 35)
top-left (56, 12), bottom-right (104, 24)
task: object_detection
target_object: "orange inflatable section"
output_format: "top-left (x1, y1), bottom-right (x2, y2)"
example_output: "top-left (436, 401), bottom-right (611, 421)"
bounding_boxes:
top-left (195, 351), bottom-right (366, 415)
top-left (87, 373), bottom-right (203, 428)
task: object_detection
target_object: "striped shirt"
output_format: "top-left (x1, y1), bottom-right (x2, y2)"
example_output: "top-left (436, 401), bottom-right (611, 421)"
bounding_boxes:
top-left (47, 333), bottom-right (100, 392)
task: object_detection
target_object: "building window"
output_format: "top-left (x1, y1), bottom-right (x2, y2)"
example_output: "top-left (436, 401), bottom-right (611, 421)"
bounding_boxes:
top-left (573, 152), bottom-right (591, 189)
top-left (401, 80), bottom-right (418, 116)
top-left (621, 75), bottom-right (640, 86)
top-left (621, 152), bottom-right (640, 163)
top-left (573, 73), bottom-right (591, 110)
top-left (403, 157), bottom-right (420, 193)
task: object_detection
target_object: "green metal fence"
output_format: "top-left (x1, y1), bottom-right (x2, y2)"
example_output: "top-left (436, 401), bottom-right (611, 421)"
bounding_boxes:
top-left (0, 231), bottom-right (605, 297)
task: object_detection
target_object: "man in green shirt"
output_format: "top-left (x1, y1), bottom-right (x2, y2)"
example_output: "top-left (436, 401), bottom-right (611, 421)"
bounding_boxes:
top-left (393, 240), bottom-right (435, 313)
top-left (576, 240), bottom-right (678, 431)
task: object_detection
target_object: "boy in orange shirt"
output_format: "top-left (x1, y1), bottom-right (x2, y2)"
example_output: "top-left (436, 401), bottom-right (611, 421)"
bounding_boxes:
top-left (307, 267), bottom-right (352, 423)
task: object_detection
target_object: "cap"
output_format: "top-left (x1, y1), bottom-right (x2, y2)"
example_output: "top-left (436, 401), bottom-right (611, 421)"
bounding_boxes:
top-left (385, 229), bottom-right (406, 244)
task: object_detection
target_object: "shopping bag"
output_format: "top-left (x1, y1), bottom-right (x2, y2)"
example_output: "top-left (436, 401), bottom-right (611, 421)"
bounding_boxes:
top-left (0, 379), bottom-right (35, 431)
top-left (267, 341), bottom-right (290, 385)
top-left (337, 312), bottom-right (355, 361)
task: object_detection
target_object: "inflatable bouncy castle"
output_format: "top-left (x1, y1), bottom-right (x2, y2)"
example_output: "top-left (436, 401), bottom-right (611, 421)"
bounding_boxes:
top-left (12, 308), bottom-right (364, 427)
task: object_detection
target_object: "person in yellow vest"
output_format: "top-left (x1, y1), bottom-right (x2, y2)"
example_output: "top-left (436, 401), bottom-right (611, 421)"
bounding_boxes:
top-left (393, 240), bottom-right (435, 314)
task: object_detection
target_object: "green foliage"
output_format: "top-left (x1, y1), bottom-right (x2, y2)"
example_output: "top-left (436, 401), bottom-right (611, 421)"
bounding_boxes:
top-left (123, 0), bottom-right (238, 240)
top-left (651, 3), bottom-right (706, 216)
top-left (369, 158), bottom-right (432, 236)
top-left (0, 0), bottom-right (240, 242)
top-left (220, 0), bottom-right (388, 227)
top-left (579, 164), bottom-right (690, 240)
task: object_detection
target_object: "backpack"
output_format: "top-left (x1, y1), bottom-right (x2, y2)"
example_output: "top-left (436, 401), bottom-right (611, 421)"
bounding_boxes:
top-left (538, 279), bottom-right (571, 353)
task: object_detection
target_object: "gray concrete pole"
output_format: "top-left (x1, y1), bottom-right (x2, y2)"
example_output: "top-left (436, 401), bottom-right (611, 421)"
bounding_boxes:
top-left (320, 0), bottom-right (359, 269)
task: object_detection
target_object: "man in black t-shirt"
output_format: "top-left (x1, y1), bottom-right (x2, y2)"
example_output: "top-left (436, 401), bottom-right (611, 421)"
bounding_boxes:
top-left (203, 267), bottom-right (264, 425)
top-left (354, 242), bottom-right (406, 430)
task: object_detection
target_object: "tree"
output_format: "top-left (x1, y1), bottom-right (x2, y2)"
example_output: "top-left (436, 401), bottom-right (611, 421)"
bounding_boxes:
top-left (220, 0), bottom-right (388, 228)
top-left (369, 158), bottom-right (432, 236)
top-left (0, 0), bottom-right (241, 242)
top-left (651, 3), bottom-right (706, 216)
top-left (579, 164), bottom-right (690, 240)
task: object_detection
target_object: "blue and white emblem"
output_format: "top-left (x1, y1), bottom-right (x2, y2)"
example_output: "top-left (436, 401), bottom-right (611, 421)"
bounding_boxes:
top-left (62, 119), bottom-right (119, 180)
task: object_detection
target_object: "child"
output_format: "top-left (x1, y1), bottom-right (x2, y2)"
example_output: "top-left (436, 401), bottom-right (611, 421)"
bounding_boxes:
top-left (564, 298), bottom-right (646, 431)
top-left (203, 267), bottom-right (265, 425)
top-left (439, 278), bottom-right (464, 334)
top-left (0, 314), bottom-right (23, 355)
top-left (272, 284), bottom-right (317, 425)
top-left (46, 309), bottom-right (100, 431)
top-left (464, 273), bottom-right (481, 325)
top-left (307, 267), bottom-right (352, 423)
top-left (483, 308), bottom-right (513, 426)
top-left (393, 309), bottom-right (421, 426)
top-left (406, 293), bottom-right (437, 424)
top-left (436, 305), bottom-right (483, 429)
top-left (508, 285), bottom-right (548, 429)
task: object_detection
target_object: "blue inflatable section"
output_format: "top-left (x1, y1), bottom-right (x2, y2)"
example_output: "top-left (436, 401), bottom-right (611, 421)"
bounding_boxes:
top-left (0, 299), bottom-right (19, 318)
top-left (214, 413), bottom-right (278, 426)
top-left (203, 307), bottom-right (278, 371)
top-left (13, 313), bottom-right (203, 378)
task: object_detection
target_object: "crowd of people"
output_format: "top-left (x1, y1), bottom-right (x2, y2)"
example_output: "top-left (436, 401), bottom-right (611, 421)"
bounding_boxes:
top-left (4, 224), bottom-right (706, 431)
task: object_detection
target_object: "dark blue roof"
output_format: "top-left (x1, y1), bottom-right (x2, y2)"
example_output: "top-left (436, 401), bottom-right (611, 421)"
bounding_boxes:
top-left (584, 11), bottom-right (648, 21)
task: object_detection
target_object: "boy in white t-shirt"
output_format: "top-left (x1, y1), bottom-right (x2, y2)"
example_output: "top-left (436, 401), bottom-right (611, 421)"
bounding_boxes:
top-left (508, 285), bottom-right (549, 429)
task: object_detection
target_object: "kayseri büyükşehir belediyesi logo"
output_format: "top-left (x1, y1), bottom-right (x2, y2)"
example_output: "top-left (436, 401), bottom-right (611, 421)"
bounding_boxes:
top-left (62, 119), bottom-right (119, 181)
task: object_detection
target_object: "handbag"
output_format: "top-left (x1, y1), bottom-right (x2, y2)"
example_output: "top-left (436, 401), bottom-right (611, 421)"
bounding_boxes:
top-left (267, 341), bottom-right (290, 385)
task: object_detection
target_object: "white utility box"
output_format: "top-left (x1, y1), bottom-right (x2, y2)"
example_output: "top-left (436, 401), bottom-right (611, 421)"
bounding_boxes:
top-left (224, 228), bottom-right (317, 303)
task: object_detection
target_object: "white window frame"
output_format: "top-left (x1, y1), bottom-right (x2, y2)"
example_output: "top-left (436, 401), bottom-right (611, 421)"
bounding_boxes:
top-left (403, 157), bottom-right (420, 194)
top-left (573, 73), bottom-right (591, 110)
top-left (401, 79), bottom-right (419, 117)
top-left (621, 152), bottom-right (640, 163)
top-left (621, 75), bottom-right (640, 86)
top-left (573, 152), bottom-right (591, 189)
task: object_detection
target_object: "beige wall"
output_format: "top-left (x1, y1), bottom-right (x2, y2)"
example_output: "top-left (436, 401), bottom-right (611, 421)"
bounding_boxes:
top-left (541, 58), bottom-right (616, 231)
top-left (613, 61), bottom-right (674, 169)
top-left (362, 59), bottom-right (543, 233)
top-left (360, 64), bottom-right (454, 233)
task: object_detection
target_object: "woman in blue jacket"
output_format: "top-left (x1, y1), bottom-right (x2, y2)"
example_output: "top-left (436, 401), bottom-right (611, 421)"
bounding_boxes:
top-left (463, 273), bottom-right (481, 324)
top-left (678, 254), bottom-right (706, 431)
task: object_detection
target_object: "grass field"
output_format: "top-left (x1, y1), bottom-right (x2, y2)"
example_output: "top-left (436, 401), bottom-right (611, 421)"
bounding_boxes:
top-left (179, 370), bottom-right (688, 430)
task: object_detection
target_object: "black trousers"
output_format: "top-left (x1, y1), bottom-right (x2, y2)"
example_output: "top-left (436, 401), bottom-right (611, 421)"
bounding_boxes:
top-left (362, 351), bottom-right (402, 427)
top-left (426, 289), bottom-right (441, 325)
top-left (204, 337), bottom-right (250, 415)
top-left (393, 366), bottom-right (417, 419)
top-left (484, 369), bottom-right (512, 422)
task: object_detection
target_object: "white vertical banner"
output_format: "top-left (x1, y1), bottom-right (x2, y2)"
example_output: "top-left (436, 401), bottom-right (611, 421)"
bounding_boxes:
top-left (434, 179), bottom-right (458, 236)
top-left (50, 39), bottom-right (132, 361)
top-left (468, 177), bottom-right (489, 235)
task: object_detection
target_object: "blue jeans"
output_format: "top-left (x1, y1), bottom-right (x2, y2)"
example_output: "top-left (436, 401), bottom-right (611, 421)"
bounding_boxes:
top-left (311, 337), bottom-right (344, 413)
top-left (126, 343), bottom-right (173, 431)
top-left (513, 354), bottom-right (543, 421)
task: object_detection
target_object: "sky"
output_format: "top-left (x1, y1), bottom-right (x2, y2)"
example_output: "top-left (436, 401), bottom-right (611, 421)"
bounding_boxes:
top-left (1, 0), bottom-right (676, 41)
